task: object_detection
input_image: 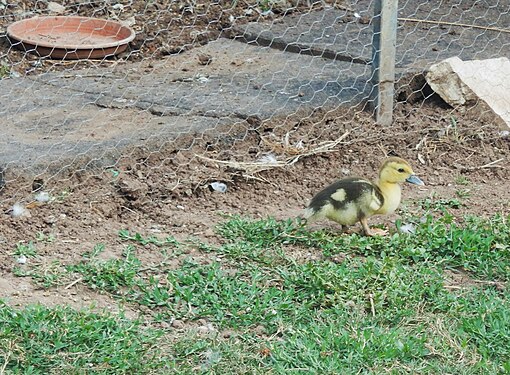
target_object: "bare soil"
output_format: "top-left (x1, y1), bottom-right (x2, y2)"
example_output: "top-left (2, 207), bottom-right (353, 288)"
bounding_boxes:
top-left (0, 0), bottom-right (342, 75)
top-left (0, 97), bottom-right (509, 309)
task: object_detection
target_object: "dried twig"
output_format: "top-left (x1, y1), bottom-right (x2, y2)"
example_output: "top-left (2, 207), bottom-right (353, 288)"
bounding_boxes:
top-left (476, 158), bottom-right (506, 169)
top-left (457, 157), bottom-right (506, 171)
top-left (368, 293), bottom-right (376, 317)
top-left (64, 277), bottom-right (83, 290)
top-left (0, 344), bottom-right (13, 375)
top-left (196, 131), bottom-right (349, 175)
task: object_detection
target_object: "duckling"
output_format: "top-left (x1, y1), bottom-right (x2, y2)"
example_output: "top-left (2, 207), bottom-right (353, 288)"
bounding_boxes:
top-left (303, 157), bottom-right (424, 236)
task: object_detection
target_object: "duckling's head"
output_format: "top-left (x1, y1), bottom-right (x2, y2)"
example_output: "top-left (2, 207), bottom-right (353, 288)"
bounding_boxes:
top-left (378, 157), bottom-right (425, 185)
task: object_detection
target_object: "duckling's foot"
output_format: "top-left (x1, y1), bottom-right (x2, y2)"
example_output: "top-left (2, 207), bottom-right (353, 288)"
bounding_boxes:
top-left (340, 226), bottom-right (359, 235)
top-left (360, 219), bottom-right (389, 237)
top-left (369, 227), bottom-right (389, 236)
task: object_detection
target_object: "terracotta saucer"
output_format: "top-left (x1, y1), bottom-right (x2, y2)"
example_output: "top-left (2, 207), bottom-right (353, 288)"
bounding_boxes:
top-left (7, 16), bottom-right (136, 59)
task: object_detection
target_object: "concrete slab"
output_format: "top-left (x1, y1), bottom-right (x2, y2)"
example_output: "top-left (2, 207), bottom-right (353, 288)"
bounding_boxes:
top-left (1, 1), bottom-right (508, 174)
top-left (426, 57), bottom-right (510, 129)
top-left (0, 38), bottom-right (370, 173)
top-left (234, 2), bottom-right (509, 73)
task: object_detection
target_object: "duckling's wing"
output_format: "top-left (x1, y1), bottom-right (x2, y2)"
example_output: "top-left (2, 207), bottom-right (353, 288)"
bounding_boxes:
top-left (305, 177), bottom-right (385, 221)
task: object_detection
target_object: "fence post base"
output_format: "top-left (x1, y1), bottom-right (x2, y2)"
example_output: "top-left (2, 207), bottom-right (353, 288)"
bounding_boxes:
top-left (371, 0), bottom-right (399, 126)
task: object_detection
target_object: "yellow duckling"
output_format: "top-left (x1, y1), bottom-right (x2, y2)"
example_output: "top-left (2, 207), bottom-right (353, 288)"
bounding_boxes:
top-left (303, 157), bottom-right (424, 236)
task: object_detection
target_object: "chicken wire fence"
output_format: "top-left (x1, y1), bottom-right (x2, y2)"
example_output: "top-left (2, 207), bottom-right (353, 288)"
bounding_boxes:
top-left (0, 0), bottom-right (508, 207)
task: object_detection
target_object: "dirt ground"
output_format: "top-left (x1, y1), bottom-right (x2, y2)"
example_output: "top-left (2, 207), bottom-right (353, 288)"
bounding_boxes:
top-left (0, 96), bottom-right (508, 311)
top-left (0, 1), bottom-right (509, 311)
top-left (0, 0), bottom-right (343, 75)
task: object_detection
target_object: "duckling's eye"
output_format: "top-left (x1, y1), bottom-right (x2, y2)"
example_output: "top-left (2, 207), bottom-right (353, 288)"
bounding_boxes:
top-left (398, 168), bottom-right (405, 173)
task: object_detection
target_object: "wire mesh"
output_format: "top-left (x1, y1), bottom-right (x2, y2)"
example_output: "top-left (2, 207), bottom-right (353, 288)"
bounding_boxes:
top-left (0, 1), bottom-right (508, 252)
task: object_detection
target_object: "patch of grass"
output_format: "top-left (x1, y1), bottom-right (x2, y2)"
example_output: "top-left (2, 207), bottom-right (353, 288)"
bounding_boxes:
top-left (418, 195), bottom-right (463, 212)
top-left (218, 213), bottom-right (510, 280)
top-left (456, 188), bottom-right (471, 199)
top-left (455, 175), bottom-right (470, 185)
top-left (0, 63), bottom-right (10, 79)
top-left (456, 288), bottom-right (510, 360)
top-left (285, 257), bottom-right (451, 323)
top-left (165, 334), bottom-right (267, 373)
top-left (67, 245), bottom-right (141, 294)
top-left (13, 260), bottom-right (66, 289)
top-left (0, 302), bottom-right (167, 374)
top-left (137, 260), bottom-right (301, 330)
top-left (268, 320), bottom-right (431, 373)
top-left (217, 216), bottom-right (299, 249)
top-left (8, 212), bottom-right (510, 373)
top-left (119, 229), bottom-right (180, 247)
top-left (13, 242), bottom-right (37, 257)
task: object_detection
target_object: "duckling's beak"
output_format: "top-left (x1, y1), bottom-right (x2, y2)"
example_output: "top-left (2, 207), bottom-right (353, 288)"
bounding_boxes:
top-left (406, 175), bottom-right (425, 186)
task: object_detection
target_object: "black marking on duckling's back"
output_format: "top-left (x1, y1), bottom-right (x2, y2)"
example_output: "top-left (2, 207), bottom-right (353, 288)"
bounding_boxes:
top-left (308, 177), bottom-right (385, 215)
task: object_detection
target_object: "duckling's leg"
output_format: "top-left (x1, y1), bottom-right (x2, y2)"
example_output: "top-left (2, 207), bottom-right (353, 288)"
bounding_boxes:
top-left (360, 218), bottom-right (373, 236)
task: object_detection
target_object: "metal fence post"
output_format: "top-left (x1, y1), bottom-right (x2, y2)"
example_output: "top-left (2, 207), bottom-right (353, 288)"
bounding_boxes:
top-left (371, 0), bottom-right (399, 125)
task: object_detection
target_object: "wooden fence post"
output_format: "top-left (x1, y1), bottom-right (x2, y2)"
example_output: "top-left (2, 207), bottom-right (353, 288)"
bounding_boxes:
top-left (371, 0), bottom-right (399, 125)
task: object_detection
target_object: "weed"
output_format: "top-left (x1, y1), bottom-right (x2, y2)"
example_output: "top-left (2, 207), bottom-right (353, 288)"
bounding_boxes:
top-left (67, 245), bottom-right (141, 293)
top-left (0, 63), bottom-right (10, 79)
top-left (13, 242), bottom-right (37, 257)
top-left (456, 188), bottom-right (471, 199)
top-left (418, 195), bottom-right (463, 212)
top-left (119, 229), bottom-right (180, 247)
top-left (35, 232), bottom-right (55, 243)
top-left (455, 175), bottom-right (470, 185)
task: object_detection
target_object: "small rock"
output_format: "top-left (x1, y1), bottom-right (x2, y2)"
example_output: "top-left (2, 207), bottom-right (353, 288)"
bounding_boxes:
top-left (117, 175), bottom-right (148, 200)
top-left (10, 203), bottom-right (30, 218)
top-left (203, 228), bottom-right (215, 237)
top-left (196, 75), bottom-right (209, 84)
top-left (16, 255), bottom-right (27, 264)
top-left (120, 16), bottom-right (136, 27)
top-left (171, 319), bottom-right (185, 329)
top-left (47, 1), bottom-right (65, 14)
top-left (210, 182), bottom-right (227, 193)
top-left (358, 15), bottom-right (371, 24)
top-left (222, 329), bottom-right (235, 339)
top-left (253, 325), bottom-right (266, 336)
top-left (34, 191), bottom-right (51, 203)
top-left (44, 215), bottom-right (57, 225)
top-left (197, 323), bottom-right (217, 335)
top-left (197, 53), bottom-right (213, 66)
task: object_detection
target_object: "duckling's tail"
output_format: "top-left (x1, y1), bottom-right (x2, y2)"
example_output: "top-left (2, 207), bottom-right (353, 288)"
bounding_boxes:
top-left (300, 207), bottom-right (321, 224)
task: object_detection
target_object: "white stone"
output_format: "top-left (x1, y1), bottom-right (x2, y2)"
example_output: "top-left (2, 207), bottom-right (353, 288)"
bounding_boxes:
top-left (11, 203), bottom-right (29, 218)
top-left (426, 57), bottom-right (510, 129)
top-left (47, 1), bottom-right (65, 14)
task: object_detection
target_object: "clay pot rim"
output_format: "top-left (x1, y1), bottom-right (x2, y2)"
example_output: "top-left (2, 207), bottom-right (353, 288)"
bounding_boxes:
top-left (7, 16), bottom-right (136, 51)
